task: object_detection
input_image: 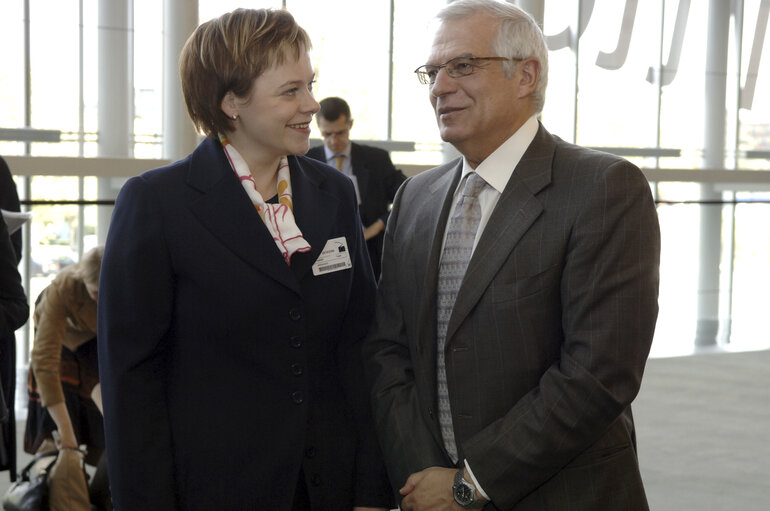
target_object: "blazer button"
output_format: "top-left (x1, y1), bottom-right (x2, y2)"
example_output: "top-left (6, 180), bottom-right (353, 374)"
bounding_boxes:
top-left (291, 391), bottom-right (304, 404)
top-left (305, 447), bottom-right (316, 458)
top-left (310, 473), bottom-right (321, 486)
top-left (290, 336), bottom-right (303, 348)
top-left (289, 308), bottom-right (302, 321)
top-left (291, 363), bottom-right (303, 376)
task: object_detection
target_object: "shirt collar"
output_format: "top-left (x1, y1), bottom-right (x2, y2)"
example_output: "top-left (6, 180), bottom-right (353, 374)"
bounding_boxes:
top-left (323, 143), bottom-right (352, 162)
top-left (461, 115), bottom-right (539, 193)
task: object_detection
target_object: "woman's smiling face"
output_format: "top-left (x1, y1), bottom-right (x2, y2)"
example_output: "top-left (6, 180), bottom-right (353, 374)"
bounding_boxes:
top-left (225, 51), bottom-right (320, 159)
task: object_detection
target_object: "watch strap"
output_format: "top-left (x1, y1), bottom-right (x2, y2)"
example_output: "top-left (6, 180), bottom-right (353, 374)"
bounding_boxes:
top-left (453, 468), bottom-right (487, 509)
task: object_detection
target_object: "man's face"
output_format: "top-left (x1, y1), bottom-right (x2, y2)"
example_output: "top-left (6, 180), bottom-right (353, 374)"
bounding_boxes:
top-left (318, 115), bottom-right (352, 155)
top-left (427, 13), bottom-right (529, 166)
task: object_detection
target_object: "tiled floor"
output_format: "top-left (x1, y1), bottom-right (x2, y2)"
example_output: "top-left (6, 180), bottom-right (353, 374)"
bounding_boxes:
top-left (635, 349), bottom-right (770, 510)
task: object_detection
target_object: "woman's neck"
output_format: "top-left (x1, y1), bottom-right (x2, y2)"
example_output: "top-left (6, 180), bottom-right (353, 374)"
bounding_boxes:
top-left (248, 165), bottom-right (279, 199)
top-left (226, 137), bottom-right (282, 198)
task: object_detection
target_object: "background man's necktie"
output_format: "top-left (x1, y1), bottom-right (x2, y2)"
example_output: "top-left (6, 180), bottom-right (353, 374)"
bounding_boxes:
top-left (333, 154), bottom-right (345, 171)
top-left (436, 171), bottom-right (486, 463)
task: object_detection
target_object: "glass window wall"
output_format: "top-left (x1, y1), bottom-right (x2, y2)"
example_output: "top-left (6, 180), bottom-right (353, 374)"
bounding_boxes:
top-left (1, 1), bottom-right (770, 367)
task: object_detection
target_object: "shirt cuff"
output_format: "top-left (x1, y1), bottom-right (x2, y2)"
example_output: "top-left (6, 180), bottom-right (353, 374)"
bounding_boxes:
top-left (463, 459), bottom-right (491, 501)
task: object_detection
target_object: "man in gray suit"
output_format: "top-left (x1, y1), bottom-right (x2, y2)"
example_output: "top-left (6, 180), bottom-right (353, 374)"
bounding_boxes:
top-left (363, 1), bottom-right (660, 510)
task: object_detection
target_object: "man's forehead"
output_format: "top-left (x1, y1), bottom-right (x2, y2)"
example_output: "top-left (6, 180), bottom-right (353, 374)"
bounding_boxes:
top-left (427, 17), bottom-right (495, 63)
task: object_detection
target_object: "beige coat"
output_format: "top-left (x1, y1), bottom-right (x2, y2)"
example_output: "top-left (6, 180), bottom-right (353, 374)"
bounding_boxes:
top-left (32, 263), bottom-right (97, 407)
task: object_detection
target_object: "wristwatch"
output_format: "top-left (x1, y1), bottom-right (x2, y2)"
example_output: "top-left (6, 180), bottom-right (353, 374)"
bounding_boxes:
top-left (452, 468), bottom-right (487, 509)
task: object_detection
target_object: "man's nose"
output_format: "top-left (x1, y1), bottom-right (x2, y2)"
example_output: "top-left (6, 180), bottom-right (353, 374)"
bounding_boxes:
top-left (431, 67), bottom-right (456, 96)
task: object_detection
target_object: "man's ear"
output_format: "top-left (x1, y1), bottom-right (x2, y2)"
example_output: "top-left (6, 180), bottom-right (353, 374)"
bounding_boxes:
top-left (517, 58), bottom-right (541, 100)
top-left (220, 91), bottom-right (237, 119)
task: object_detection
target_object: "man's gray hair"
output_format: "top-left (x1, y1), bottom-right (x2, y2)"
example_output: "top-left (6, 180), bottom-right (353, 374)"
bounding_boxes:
top-left (437, 0), bottom-right (549, 112)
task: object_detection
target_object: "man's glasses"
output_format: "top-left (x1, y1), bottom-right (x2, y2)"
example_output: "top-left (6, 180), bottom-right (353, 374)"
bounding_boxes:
top-left (414, 56), bottom-right (522, 85)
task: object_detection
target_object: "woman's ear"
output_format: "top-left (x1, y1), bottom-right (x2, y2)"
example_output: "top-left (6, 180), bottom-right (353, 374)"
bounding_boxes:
top-left (221, 91), bottom-right (237, 119)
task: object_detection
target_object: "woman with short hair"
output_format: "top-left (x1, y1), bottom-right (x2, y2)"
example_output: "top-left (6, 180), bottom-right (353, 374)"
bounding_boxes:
top-left (98, 8), bottom-right (391, 510)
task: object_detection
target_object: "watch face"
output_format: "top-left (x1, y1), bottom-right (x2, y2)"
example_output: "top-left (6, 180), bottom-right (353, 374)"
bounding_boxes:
top-left (455, 482), bottom-right (474, 504)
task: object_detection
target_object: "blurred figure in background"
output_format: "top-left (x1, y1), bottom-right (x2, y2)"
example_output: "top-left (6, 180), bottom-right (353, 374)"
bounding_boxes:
top-left (1, 156), bottom-right (24, 481)
top-left (0, 156), bottom-right (22, 264)
top-left (307, 97), bottom-right (406, 280)
top-left (0, 210), bottom-right (28, 481)
top-left (25, 245), bottom-right (109, 511)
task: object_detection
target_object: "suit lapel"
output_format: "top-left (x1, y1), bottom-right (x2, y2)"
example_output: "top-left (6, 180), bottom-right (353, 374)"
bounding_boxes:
top-left (185, 139), bottom-right (300, 294)
top-left (288, 157), bottom-right (339, 282)
top-left (415, 161), bottom-right (463, 398)
top-left (446, 125), bottom-right (555, 342)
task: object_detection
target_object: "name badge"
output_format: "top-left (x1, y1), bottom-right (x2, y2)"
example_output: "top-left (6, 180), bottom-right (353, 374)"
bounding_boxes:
top-left (312, 236), bottom-right (353, 276)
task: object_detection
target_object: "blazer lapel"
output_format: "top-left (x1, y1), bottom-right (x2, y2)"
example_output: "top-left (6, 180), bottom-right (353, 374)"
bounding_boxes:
top-left (288, 157), bottom-right (340, 282)
top-left (447, 125), bottom-right (555, 342)
top-left (185, 139), bottom-right (300, 294)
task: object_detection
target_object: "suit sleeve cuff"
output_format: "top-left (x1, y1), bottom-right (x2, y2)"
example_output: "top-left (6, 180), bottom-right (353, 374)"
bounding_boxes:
top-left (464, 459), bottom-right (491, 500)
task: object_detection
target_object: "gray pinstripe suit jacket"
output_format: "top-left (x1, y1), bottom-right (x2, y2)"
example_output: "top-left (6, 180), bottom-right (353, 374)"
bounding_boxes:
top-left (364, 123), bottom-right (660, 510)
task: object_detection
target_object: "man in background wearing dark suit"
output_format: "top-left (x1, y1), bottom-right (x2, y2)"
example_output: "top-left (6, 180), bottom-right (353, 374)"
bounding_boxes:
top-left (364, 1), bottom-right (660, 509)
top-left (307, 97), bottom-right (405, 280)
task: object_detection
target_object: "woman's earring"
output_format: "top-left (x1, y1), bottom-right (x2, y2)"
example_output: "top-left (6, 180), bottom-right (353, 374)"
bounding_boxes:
top-left (231, 114), bottom-right (238, 120)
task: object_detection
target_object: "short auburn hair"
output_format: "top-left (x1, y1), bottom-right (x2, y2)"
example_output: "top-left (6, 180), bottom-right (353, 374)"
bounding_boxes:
top-left (179, 8), bottom-right (312, 138)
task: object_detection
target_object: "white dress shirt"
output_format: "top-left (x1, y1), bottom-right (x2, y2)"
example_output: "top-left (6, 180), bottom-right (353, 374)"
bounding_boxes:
top-left (440, 115), bottom-right (539, 500)
top-left (323, 144), bottom-right (361, 204)
top-left (441, 115), bottom-right (539, 255)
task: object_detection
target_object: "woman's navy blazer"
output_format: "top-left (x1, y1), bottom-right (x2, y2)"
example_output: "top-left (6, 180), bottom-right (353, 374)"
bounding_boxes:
top-left (98, 137), bottom-right (390, 510)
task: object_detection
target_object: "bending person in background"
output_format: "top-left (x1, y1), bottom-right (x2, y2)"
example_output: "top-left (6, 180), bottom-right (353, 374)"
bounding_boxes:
top-left (98, 8), bottom-right (391, 510)
top-left (25, 245), bottom-right (110, 511)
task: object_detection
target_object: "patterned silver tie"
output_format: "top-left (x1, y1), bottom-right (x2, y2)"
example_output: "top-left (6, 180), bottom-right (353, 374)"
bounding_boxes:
top-left (436, 172), bottom-right (486, 463)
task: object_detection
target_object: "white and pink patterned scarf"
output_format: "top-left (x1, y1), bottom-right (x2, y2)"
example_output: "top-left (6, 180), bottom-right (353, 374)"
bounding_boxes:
top-left (220, 135), bottom-right (311, 265)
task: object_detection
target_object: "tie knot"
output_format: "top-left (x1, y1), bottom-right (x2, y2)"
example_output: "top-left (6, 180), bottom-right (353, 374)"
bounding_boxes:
top-left (461, 172), bottom-right (486, 198)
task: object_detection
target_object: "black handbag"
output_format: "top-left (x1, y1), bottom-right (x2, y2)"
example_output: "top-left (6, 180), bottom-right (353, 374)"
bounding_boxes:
top-left (2, 450), bottom-right (58, 511)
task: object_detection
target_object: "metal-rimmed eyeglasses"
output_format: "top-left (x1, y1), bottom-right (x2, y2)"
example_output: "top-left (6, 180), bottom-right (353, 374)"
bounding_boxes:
top-left (414, 56), bottom-right (522, 85)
